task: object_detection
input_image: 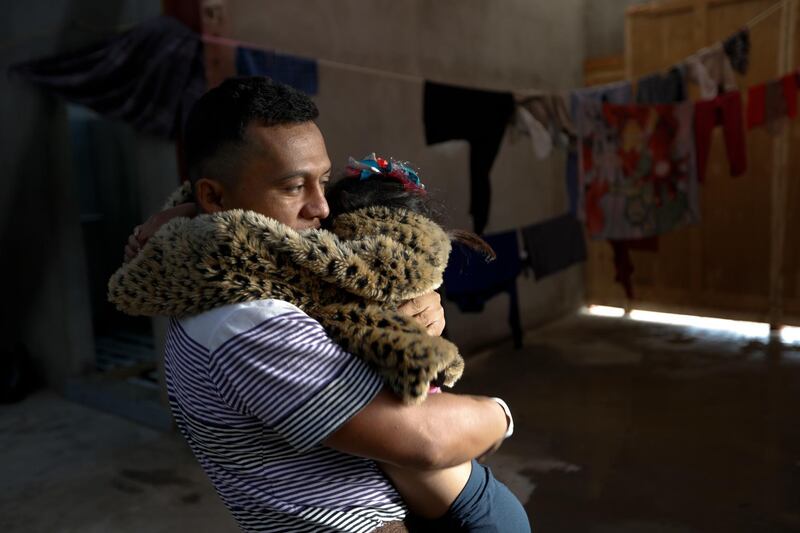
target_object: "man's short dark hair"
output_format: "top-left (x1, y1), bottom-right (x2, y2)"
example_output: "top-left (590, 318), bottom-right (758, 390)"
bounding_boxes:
top-left (184, 77), bottom-right (319, 185)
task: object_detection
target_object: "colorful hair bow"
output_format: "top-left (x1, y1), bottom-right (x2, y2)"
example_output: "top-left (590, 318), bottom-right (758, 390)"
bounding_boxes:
top-left (345, 153), bottom-right (426, 194)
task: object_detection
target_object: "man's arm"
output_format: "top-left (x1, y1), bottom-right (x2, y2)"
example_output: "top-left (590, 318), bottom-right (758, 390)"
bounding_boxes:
top-left (323, 388), bottom-right (508, 470)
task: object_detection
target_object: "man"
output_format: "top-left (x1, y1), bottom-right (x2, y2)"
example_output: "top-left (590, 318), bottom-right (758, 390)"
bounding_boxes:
top-left (127, 77), bottom-right (512, 532)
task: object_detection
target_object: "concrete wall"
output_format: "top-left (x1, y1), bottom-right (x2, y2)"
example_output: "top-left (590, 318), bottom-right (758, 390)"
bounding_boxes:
top-left (1, 1), bottom-right (176, 390)
top-left (228, 0), bottom-right (588, 351)
top-left (583, 0), bottom-right (650, 58)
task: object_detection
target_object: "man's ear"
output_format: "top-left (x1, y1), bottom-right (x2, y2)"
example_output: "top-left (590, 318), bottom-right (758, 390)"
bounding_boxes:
top-left (194, 178), bottom-right (226, 213)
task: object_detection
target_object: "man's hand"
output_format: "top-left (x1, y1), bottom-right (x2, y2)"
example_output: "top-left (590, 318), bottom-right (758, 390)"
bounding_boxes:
top-left (124, 203), bottom-right (197, 262)
top-left (398, 291), bottom-right (445, 336)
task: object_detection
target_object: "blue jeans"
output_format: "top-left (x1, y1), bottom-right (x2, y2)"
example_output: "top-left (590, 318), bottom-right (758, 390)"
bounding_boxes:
top-left (410, 460), bottom-right (531, 532)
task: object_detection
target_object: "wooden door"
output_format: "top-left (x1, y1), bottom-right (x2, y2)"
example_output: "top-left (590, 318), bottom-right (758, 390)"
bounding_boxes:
top-left (585, 0), bottom-right (800, 327)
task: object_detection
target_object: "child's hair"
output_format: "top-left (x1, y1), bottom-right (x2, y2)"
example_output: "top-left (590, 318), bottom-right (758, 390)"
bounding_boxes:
top-left (324, 175), bottom-right (441, 223)
top-left (324, 173), bottom-right (496, 260)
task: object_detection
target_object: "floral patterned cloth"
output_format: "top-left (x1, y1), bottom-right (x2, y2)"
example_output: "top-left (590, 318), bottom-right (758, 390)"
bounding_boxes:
top-left (577, 100), bottom-right (699, 240)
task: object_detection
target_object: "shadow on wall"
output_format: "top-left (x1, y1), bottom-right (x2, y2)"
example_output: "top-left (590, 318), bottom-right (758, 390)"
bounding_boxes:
top-left (0, 0), bottom-right (159, 395)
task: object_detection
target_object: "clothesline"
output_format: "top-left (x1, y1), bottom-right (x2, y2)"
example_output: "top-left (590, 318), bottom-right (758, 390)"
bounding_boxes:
top-left (201, 0), bottom-right (789, 93)
top-left (202, 34), bottom-right (435, 87)
top-left (746, 0), bottom-right (787, 28)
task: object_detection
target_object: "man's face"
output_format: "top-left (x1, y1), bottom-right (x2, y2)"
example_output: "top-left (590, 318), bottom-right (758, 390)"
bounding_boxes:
top-left (223, 121), bottom-right (331, 230)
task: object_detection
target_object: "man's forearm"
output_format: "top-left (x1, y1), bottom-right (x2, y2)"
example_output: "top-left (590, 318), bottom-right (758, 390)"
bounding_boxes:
top-left (411, 392), bottom-right (508, 468)
top-left (324, 388), bottom-right (509, 470)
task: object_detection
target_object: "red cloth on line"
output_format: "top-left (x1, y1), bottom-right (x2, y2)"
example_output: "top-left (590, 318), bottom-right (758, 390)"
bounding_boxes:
top-left (747, 84), bottom-right (766, 129)
top-left (695, 91), bottom-right (747, 182)
top-left (782, 73), bottom-right (797, 119)
top-left (748, 75), bottom-right (797, 129)
top-left (609, 237), bottom-right (659, 300)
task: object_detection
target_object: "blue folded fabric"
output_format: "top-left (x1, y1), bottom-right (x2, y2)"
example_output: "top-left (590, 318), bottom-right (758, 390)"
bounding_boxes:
top-left (235, 47), bottom-right (318, 95)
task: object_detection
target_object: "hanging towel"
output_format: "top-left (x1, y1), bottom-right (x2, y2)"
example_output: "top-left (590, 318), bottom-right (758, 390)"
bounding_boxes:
top-left (636, 65), bottom-right (687, 104)
top-left (235, 47), bottom-right (318, 95)
top-left (723, 29), bottom-right (751, 75)
top-left (521, 214), bottom-right (587, 280)
top-left (443, 230), bottom-right (523, 348)
top-left (578, 100), bottom-right (699, 240)
top-left (685, 43), bottom-right (738, 100)
top-left (424, 82), bottom-right (516, 235)
top-left (9, 16), bottom-right (205, 139)
top-left (569, 81), bottom-right (633, 220)
top-left (694, 91), bottom-right (747, 182)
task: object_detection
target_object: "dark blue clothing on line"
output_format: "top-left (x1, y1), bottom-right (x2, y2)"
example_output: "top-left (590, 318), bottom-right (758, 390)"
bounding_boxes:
top-left (443, 231), bottom-right (522, 348)
top-left (235, 46), bottom-right (318, 95)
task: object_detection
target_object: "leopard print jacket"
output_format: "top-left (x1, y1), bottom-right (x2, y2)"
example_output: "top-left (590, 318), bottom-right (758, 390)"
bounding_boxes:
top-left (108, 185), bottom-right (463, 404)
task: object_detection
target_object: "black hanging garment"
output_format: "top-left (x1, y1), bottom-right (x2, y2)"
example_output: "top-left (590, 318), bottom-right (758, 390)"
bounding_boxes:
top-left (10, 16), bottom-right (206, 139)
top-left (423, 82), bottom-right (515, 235)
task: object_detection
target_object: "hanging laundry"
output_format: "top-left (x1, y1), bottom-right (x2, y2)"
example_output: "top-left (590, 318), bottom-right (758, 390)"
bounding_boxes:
top-left (609, 237), bottom-right (659, 300)
top-left (723, 29), bottom-right (751, 75)
top-left (235, 47), bottom-right (318, 95)
top-left (515, 93), bottom-right (576, 150)
top-left (685, 42), bottom-right (738, 100)
top-left (568, 81), bottom-right (634, 219)
top-left (636, 65), bottom-right (687, 104)
top-left (566, 152), bottom-right (581, 216)
top-left (746, 83), bottom-right (767, 130)
top-left (512, 106), bottom-right (553, 159)
top-left (443, 230), bottom-right (523, 348)
top-left (765, 79), bottom-right (789, 134)
top-left (424, 82), bottom-right (515, 235)
top-left (570, 81), bottom-right (634, 131)
top-left (748, 74), bottom-right (798, 133)
top-left (521, 214), bottom-right (587, 280)
top-left (782, 73), bottom-right (798, 119)
top-left (578, 100), bottom-right (699, 240)
top-left (694, 91), bottom-right (747, 182)
top-left (10, 16), bottom-right (205, 139)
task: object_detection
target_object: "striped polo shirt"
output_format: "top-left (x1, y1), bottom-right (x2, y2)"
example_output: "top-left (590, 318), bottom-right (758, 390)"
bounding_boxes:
top-left (164, 299), bottom-right (408, 532)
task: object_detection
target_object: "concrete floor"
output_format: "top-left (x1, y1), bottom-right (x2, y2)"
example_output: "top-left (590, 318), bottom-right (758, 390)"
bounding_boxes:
top-left (2, 313), bottom-right (800, 532)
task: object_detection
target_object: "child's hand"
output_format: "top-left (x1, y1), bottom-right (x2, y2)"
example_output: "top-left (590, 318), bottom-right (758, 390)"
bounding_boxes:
top-left (123, 203), bottom-right (197, 262)
top-left (398, 291), bottom-right (446, 336)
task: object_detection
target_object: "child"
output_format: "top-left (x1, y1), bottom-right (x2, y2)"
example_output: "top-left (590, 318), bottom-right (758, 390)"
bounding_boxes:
top-left (325, 155), bottom-right (528, 532)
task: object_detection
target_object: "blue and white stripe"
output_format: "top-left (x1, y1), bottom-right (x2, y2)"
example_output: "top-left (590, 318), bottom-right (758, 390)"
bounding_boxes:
top-left (164, 299), bottom-right (407, 532)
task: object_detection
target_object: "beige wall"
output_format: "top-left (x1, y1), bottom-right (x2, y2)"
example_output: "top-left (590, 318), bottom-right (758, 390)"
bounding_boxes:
top-left (227, 0), bottom-right (591, 351)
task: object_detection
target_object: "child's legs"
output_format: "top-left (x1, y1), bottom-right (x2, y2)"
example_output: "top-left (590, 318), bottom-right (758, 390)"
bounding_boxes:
top-left (412, 459), bottom-right (531, 532)
top-left (381, 461), bottom-right (472, 519)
